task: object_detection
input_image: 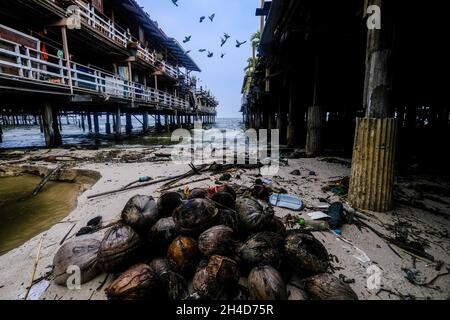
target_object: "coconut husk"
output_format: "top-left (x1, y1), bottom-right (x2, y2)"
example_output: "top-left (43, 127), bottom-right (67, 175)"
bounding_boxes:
top-left (303, 273), bottom-right (358, 300)
top-left (105, 263), bottom-right (159, 300)
top-left (172, 198), bottom-right (219, 236)
top-left (248, 266), bottom-right (288, 300)
top-left (211, 192), bottom-right (236, 210)
top-left (251, 184), bottom-right (270, 201)
top-left (121, 195), bottom-right (159, 233)
top-left (198, 225), bottom-right (235, 256)
top-left (158, 192), bottom-right (183, 217)
top-left (217, 209), bottom-right (239, 232)
top-left (266, 216), bottom-right (287, 237)
top-left (148, 257), bottom-right (172, 276)
top-left (237, 232), bottom-right (283, 269)
top-left (236, 197), bottom-right (274, 233)
top-left (192, 260), bottom-right (220, 298)
top-left (188, 188), bottom-right (208, 199)
top-left (148, 257), bottom-right (188, 300)
top-left (97, 224), bottom-right (143, 273)
top-left (148, 217), bottom-right (178, 254)
top-left (53, 234), bottom-right (102, 286)
top-left (167, 236), bottom-right (201, 275)
top-left (283, 230), bottom-right (329, 274)
top-left (206, 255), bottom-right (240, 285)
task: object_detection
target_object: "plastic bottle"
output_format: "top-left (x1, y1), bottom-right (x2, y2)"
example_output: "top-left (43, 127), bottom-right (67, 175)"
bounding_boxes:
top-left (298, 218), bottom-right (330, 231)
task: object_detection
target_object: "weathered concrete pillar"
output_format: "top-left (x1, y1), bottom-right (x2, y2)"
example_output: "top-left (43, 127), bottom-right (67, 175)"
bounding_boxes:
top-left (87, 112), bottom-right (92, 133)
top-left (105, 113), bottom-right (111, 134)
top-left (81, 114), bottom-right (85, 132)
top-left (42, 103), bottom-right (56, 147)
top-left (143, 112), bottom-right (149, 133)
top-left (306, 106), bottom-right (325, 156)
top-left (349, 0), bottom-right (397, 212)
top-left (125, 113), bottom-right (133, 135)
top-left (115, 106), bottom-right (122, 139)
top-left (93, 112), bottom-right (100, 135)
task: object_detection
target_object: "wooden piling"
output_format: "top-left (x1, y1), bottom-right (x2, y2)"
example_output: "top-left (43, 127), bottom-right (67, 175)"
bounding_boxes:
top-left (305, 105), bottom-right (325, 156)
top-left (42, 103), bottom-right (55, 147)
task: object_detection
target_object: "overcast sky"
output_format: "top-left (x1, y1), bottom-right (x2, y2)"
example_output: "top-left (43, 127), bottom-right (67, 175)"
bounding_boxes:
top-left (141, 0), bottom-right (259, 118)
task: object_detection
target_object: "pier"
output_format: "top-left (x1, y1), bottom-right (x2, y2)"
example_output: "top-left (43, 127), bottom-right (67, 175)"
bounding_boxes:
top-left (0, 0), bottom-right (218, 147)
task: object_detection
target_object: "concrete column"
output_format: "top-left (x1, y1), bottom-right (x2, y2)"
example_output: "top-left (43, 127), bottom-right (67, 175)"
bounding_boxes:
top-left (125, 113), bottom-right (132, 135)
top-left (42, 103), bottom-right (56, 147)
top-left (105, 113), bottom-right (111, 134)
top-left (93, 112), bottom-right (100, 135)
top-left (87, 112), bottom-right (92, 133)
top-left (115, 106), bottom-right (122, 139)
top-left (143, 112), bottom-right (149, 133)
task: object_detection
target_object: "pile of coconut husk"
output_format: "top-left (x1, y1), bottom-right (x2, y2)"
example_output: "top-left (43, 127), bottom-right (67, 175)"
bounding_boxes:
top-left (52, 185), bottom-right (358, 300)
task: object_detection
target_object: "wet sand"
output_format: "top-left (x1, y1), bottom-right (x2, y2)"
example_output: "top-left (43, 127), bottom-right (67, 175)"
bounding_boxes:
top-left (0, 147), bottom-right (449, 300)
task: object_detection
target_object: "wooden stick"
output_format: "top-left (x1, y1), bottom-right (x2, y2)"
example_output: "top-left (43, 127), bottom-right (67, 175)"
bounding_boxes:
top-left (24, 236), bottom-right (44, 300)
top-left (59, 224), bottom-right (76, 245)
top-left (32, 165), bottom-right (63, 197)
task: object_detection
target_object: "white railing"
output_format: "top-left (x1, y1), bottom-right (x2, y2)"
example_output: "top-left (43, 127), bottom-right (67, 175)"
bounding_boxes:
top-left (72, 0), bottom-right (181, 79)
top-left (0, 37), bottom-right (189, 110)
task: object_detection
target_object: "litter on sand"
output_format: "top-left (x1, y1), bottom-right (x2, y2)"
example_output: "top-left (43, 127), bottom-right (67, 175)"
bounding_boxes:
top-left (269, 193), bottom-right (303, 211)
top-left (307, 211), bottom-right (331, 220)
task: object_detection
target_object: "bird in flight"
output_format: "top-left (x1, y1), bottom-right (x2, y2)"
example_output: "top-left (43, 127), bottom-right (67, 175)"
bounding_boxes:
top-left (207, 51), bottom-right (214, 58)
top-left (208, 13), bottom-right (215, 22)
top-left (183, 35), bottom-right (191, 43)
top-left (186, 50), bottom-right (191, 54)
top-left (171, 0), bottom-right (178, 7)
top-left (199, 49), bottom-right (206, 53)
top-left (199, 16), bottom-right (205, 23)
top-left (236, 40), bottom-right (247, 48)
top-left (224, 33), bottom-right (230, 40)
top-left (220, 37), bottom-right (227, 47)
top-left (220, 53), bottom-right (226, 58)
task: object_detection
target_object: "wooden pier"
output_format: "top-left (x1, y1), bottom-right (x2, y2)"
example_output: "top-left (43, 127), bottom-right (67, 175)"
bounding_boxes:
top-left (243, 0), bottom-right (448, 212)
top-left (0, 0), bottom-right (218, 146)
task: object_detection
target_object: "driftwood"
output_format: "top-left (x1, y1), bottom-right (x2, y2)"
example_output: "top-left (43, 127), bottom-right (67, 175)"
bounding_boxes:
top-left (356, 217), bottom-right (435, 262)
top-left (59, 224), bottom-right (76, 245)
top-left (31, 165), bottom-right (63, 197)
top-left (24, 236), bottom-right (44, 300)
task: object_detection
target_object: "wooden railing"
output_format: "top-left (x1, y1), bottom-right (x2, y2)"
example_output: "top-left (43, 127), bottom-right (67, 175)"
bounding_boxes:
top-left (0, 37), bottom-right (189, 110)
top-left (72, 0), bottom-right (181, 79)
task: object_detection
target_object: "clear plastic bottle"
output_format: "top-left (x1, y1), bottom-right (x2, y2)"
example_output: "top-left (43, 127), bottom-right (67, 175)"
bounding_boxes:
top-left (298, 218), bottom-right (330, 231)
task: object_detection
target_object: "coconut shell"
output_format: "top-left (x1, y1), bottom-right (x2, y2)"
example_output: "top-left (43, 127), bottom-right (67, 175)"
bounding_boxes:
top-left (157, 192), bottom-right (183, 217)
top-left (172, 198), bottom-right (218, 236)
top-left (236, 197), bottom-right (274, 233)
top-left (198, 225), bottom-right (235, 256)
top-left (248, 266), bottom-right (288, 300)
top-left (284, 230), bottom-right (329, 274)
top-left (237, 232), bottom-right (283, 268)
top-left (167, 236), bottom-right (201, 275)
top-left (188, 188), bottom-right (208, 199)
top-left (303, 273), bottom-right (358, 300)
top-left (162, 271), bottom-right (189, 300)
top-left (217, 185), bottom-right (237, 200)
top-left (211, 192), bottom-right (236, 210)
top-left (148, 217), bottom-right (179, 254)
top-left (121, 195), bottom-right (159, 233)
top-left (105, 263), bottom-right (159, 300)
top-left (53, 234), bottom-right (102, 286)
top-left (97, 224), bottom-right (143, 273)
top-left (251, 184), bottom-right (270, 201)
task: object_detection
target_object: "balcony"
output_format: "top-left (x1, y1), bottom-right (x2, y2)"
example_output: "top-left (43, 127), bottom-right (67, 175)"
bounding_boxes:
top-left (0, 36), bottom-right (189, 110)
top-left (68, 0), bottom-right (181, 79)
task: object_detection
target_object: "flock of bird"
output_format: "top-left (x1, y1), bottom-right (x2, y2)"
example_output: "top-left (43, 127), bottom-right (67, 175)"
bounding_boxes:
top-left (171, 0), bottom-right (247, 59)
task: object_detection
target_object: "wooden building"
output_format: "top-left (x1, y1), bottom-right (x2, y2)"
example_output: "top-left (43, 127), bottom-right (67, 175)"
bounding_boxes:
top-left (242, 0), bottom-right (448, 212)
top-left (0, 0), bottom-right (218, 146)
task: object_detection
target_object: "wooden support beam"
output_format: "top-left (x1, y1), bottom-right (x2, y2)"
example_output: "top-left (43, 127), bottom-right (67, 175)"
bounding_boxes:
top-left (42, 103), bottom-right (55, 147)
top-left (115, 106), bottom-right (122, 139)
top-left (105, 113), bottom-right (111, 134)
top-left (93, 112), bottom-right (100, 135)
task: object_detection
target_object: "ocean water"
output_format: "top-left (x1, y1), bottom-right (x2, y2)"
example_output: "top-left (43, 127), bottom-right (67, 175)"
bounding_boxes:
top-left (0, 117), bottom-right (244, 149)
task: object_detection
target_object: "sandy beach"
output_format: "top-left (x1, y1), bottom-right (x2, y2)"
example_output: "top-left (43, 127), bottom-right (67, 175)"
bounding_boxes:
top-left (0, 146), bottom-right (449, 300)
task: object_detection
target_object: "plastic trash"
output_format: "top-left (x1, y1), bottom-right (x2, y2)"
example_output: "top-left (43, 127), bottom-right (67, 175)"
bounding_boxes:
top-left (298, 218), bottom-right (329, 231)
top-left (328, 202), bottom-right (344, 228)
top-left (308, 211), bottom-right (331, 220)
top-left (269, 193), bottom-right (303, 211)
top-left (139, 176), bottom-right (152, 182)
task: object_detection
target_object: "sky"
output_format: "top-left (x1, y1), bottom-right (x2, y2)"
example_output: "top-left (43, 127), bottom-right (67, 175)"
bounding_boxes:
top-left (141, 0), bottom-right (260, 118)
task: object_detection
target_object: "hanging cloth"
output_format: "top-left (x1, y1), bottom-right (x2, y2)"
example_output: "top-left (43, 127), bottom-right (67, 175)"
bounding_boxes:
top-left (41, 43), bottom-right (49, 61)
